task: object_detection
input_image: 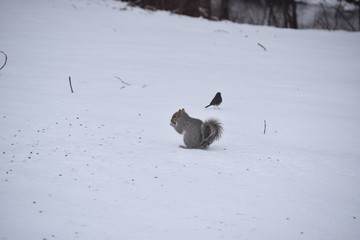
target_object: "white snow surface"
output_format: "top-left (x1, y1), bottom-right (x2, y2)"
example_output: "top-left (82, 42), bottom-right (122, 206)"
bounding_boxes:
top-left (1, 0), bottom-right (360, 239)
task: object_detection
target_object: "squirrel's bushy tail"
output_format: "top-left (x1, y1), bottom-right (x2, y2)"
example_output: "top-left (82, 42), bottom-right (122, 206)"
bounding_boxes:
top-left (200, 118), bottom-right (223, 149)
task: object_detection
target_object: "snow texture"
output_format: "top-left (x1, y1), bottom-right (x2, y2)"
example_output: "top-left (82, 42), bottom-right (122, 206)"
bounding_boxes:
top-left (0, 0), bottom-right (360, 239)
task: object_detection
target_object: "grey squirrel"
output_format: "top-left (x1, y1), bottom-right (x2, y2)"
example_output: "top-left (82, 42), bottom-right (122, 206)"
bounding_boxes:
top-left (170, 108), bottom-right (223, 149)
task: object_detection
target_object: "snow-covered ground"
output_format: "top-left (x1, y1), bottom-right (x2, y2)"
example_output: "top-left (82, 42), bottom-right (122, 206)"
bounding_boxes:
top-left (0, 0), bottom-right (359, 239)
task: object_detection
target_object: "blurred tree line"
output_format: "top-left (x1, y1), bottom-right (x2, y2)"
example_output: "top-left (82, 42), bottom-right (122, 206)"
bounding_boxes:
top-left (119, 0), bottom-right (359, 31)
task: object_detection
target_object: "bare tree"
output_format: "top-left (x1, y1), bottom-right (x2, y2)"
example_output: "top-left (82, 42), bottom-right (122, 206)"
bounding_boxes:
top-left (220, 0), bottom-right (230, 20)
top-left (119, 0), bottom-right (358, 31)
top-left (199, 0), bottom-right (211, 18)
top-left (345, 0), bottom-right (360, 28)
top-left (315, 0), bottom-right (359, 31)
top-left (286, 0), bottom-right (298, 28)
top-left (267, 0), bottom-right (279, 27)
top-left (266, 0), bottom-right (298, 28)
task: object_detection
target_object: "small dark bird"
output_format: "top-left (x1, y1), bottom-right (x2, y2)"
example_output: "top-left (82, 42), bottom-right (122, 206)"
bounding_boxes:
top-left (205, 92), bottom-right (222, 108)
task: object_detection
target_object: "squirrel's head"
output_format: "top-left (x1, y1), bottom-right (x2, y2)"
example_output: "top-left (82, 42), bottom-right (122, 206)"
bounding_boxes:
top-left (171, 108), bottom-right (185, 124)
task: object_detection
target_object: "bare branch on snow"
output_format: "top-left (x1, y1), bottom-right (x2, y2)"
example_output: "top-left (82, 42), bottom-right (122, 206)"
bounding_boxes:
top-left (69, 76), bottom-right (74, 93)
top-left (114, 76), bottom-right (131, 89)
top-left (0, 51), bottom-right (8, 71)
top-left (258, 43), bottom-right (267, 51)
top-left (264, 120), bottom-right (267, 134)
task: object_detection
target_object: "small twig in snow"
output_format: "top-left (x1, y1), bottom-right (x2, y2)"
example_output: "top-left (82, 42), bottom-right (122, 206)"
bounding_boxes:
top-left (114, 76), bottom-right (131, 87)
top-left (69, 76), bottom-right (74, 93)
top-left (214, 29), bottom-right (228, 34)
top-left (0, 51), bottom-right (8, 71)
top-left (264, 120), bottom-right (267, 134)
top-left (258, 43), bottom-right (267, 51)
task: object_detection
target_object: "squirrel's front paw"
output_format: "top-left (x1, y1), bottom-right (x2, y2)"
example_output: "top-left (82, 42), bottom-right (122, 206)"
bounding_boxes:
top-left (170, 123), bottom-right (176, 127)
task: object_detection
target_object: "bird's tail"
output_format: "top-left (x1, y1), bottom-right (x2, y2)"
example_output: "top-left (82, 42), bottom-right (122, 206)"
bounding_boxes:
top-left (205, 105), bottom-right (210, 108)
top-left (200, 118), bottom-right (223, 149)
